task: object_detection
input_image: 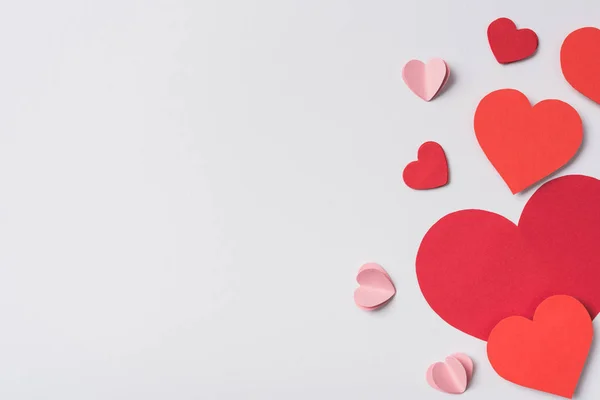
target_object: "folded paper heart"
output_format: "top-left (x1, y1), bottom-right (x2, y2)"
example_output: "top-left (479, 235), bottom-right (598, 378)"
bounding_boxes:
top-left (474, 89), bottom-right (582, 194)
top-left (416, 174), bottom-right (600, 341)
top-left (354, 263), bottom-right (395, 310)
top-left (426, 354), bottom-right (473, 394)
top-left (488, 295), bottom-right (592, 399)
top-left (402, 58), bottom-right (449, 101)
top-left (487, 17), bottom-right (538, 64)
top-left (403, 141), bottom-right (448, 190)
top-left (561, 27), bottom-right (600, 104)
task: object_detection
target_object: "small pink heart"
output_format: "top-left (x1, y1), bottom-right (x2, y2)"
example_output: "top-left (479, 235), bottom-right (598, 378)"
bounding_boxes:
top-left (402, 58), bottom-right (449, 101)
top-left (426, 356), bottom-right (469, 394)
top-left (354, 263), bottom-right (395, 310)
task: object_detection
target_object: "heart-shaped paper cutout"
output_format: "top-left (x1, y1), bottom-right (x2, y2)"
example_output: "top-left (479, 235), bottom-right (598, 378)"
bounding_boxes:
top-left (488, 295), bottom-right (592, 398)
top-left (474, 89), bottom-right (582, 194)
top-left (402, 59), bottom-right (449, 101)
top-left (487, 18), bottom-right (538, 64)
top-left (426, 356), bottom-right (467, 394)
top-left (403, 141), bottom-right (448, 190)
top-left (416, 174), bottom-right (600, 340)
top-left (561, 27), bottom-right (600, 104)
top-left (354, 263), bottom-right (395, 310)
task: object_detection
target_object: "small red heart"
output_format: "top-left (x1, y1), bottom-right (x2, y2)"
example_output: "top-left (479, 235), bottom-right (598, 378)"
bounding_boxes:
top-left (416, 174), bottom-right (600, 341)
top-left (403, 142), bottom-right (448, 190)
top-left (487, 18), bottom-right (538, 64)
top-left (488, 295), bottom-right (592, 399)
top-left (561, 27), bottom-right (600, 104)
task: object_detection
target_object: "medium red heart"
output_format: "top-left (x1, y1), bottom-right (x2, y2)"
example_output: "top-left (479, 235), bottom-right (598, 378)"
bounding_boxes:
top-left (561, 27), bottom-right (600, 104)
top-left (487, 295), bottom-right (592, 399)
top-left (403, 141), bottom-right (448, 190)
top-left (487, 18), bottom-right (538, 64)
top-left (416, 175), bottom-right (600, 341)
top-left (474, 89), bottom-right (582, 194)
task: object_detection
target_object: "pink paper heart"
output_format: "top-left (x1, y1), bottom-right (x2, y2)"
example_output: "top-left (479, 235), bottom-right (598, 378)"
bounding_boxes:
top-left (426, 356), bottom-right (468, 394)
top-left (402, 58), bottom-right (449, 101)
top-left (354, 263), bottom-right (395, 310)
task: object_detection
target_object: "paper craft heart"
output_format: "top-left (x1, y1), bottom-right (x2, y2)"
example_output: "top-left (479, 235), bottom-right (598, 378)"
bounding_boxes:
top-left (426, 356), bottom-right (468, 394)
top-left (561, 27), bottom-right (600, 104)
top-left (354, 263), bottom-right (395, 310)
top-left (402, 58), bottom-right (449, 101)
top-left (403, 141), bottom-right (448, 190)
top-left (427, 353), bottom-right (473, 394)
top-left (488, 295), bottom-right (592, 399)
top-left (416, 174), bottom-right (600, 341)
top-left (474, 89), bottom-right (582, 194)
top-left (487, 18), bottom-right (538, 63)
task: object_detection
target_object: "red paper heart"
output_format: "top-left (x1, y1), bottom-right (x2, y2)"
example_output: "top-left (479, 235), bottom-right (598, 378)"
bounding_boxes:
top-left (403, 142), bottom-right (448, 190)
top-left (416, 175), bottom-right (600, 341)
top-left (474, 89), bottom-right (582, 194)
top-left (488, 295), bottom-right (592, 399)
top-left (561, 27), bottom-right (600, 104)
top-left (487, 18), bottom-right (538, 64)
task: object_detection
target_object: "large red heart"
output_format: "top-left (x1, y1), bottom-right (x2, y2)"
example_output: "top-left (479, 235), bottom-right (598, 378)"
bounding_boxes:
top-left (487, 295), bottom-right (592, 399)
top-left (561, 27), bottom-right (600, 104)
top-left (416, 174), bottom-right (600, 341)
top-left (487, 18), bottom-right (538, 64)
top-left (474, 89), bottom-right (582, 194)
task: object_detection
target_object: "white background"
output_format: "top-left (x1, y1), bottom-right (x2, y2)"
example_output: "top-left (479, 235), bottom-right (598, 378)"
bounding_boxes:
top-left (0, 0), bottom-right (599, 399)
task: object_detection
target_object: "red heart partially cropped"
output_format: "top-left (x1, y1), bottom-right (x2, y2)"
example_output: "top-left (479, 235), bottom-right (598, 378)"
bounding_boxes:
top-left (416, 175), bottom-right (600, 341)
top-left (488, 295), bottom-right (592, 399)
top-left (403, 141), bottom-right (448, 190)
top-left (561, 27), bottom-right (600, 104)
top-left (487, 18), bottom-right (538, 64)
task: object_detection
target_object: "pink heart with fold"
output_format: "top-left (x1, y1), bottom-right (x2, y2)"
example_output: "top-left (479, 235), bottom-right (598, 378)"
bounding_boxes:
top-left (402, 58), bottom-right (449, 101)
top-left (354, 263), bottom-right (395, 310)
top-left (426, 355), bottom-right (470, 394)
